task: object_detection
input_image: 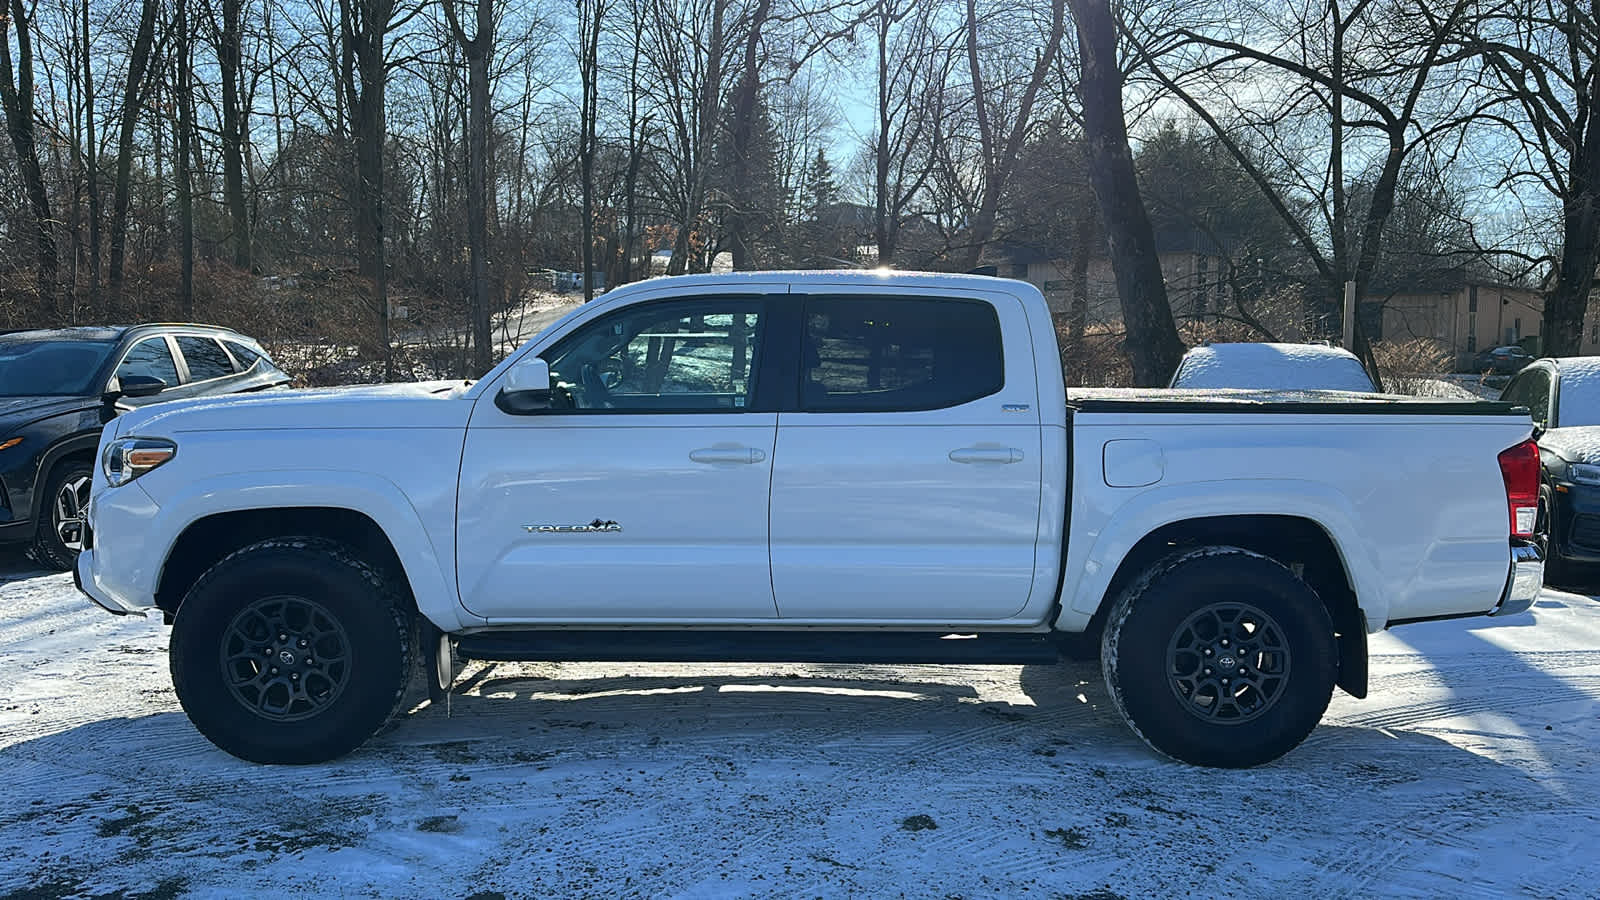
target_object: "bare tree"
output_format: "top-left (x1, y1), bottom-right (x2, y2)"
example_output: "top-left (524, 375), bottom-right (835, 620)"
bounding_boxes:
top-left (1068, 0), bottom-right (1181, 385)
top-left (956, 0), bottom-right (1065, 270)
top-left (443, 0), bottom-right (495, 372)
top-left (208, 0), bottom-right (253, 269)
top-left (1458, 0), bottom-right (1600, 355)
top-left (577, 0), bottom-right (606, 296)
top-left (175, 0), bottom-right (197, 316)
top-left (1, 0), bottom-right (60, 300)
top-left (864, 0), bottom-right (942, 265)
top-left (107, 0), bottom-right (158, 309)
top-left (1136, 0), bottom-right (1477, 387)
top-left (338, 0), bottom-right (414, 378)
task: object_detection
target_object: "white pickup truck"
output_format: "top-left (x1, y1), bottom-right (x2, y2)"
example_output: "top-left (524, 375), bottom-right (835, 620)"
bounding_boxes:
top-left (76, 271), bottom-right (1543, 768)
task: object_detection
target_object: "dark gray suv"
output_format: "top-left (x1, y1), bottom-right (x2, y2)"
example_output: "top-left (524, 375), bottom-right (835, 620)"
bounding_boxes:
top-left (0, 324), bottom-right (291, 569)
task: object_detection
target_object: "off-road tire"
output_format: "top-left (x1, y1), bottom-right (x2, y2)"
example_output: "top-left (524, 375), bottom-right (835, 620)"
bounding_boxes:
top-left (30, 459), bottom-right (93, 571)
top-left (1101, 546), bottom-right (1338, 768)
top-left (170, 538), bottom-right (414, 764)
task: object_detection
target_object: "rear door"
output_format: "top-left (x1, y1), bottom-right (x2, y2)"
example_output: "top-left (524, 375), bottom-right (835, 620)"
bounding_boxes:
top-left (768, 288), bottom-right (1044, 620)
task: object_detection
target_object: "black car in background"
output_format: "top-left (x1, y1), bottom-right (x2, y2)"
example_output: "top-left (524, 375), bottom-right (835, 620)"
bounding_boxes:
top-left (0, 324), bottom-right (290, 569)
top-left (1499, 357), bottom-right (1600, 588)
top-left (1473, 345), bottom-right (1536, 376)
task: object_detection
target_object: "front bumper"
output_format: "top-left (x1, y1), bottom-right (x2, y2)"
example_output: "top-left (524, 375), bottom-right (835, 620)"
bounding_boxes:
top-left (73, 478), bottom-right (162, 617)
top-left (1489, 542), bottom-right (1543, 618)
top-left (76, 548), bottom-right (143, 616)
top-left (1548, 481), bottom-right (1600, 565)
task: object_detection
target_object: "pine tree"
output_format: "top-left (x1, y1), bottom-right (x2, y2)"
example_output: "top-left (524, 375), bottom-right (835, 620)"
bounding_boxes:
top-left (803, 148), bottom-right (837, 222)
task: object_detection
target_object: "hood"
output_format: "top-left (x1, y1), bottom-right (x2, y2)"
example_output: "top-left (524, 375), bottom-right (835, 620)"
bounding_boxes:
top-left (1538, 426), bottom-right (1600, 464)
top-left (115, 381), bottom-right (475, 437)
top-left (0, 394), bottom-right (95, 432)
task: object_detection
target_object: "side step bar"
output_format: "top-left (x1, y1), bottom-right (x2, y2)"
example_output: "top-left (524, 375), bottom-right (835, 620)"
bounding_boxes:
top-left (455, 630), bottom-right (1065, 666)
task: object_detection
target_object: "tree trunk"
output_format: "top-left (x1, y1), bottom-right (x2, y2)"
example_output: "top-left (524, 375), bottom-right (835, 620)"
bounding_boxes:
top-left (108, 0), bottom-right (158, 310)
top-left (445, 0), bottom-right (495, 373)
top-left (1070, 0), bottom-right (1183, 386)
top-left (0, 0), bottom-right (59, 301)
top-left (578, 0), bottom-right (604, 298)
top-left (176, 0), bottom-right (196, 318)
top-left (726, 0), bottom-right (773, 272)
top-left (218, 0), bottom-right (251, 269)
top-left (341, 0), bottom-right (394, 379)
top-left (1544, 82), bottom-right (1600, 357)
top-left (81, 0), bottom-right (100, 303)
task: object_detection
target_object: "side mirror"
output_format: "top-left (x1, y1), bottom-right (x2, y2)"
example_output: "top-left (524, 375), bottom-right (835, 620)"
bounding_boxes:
top-left (495, 357), bottom-right (553, 415)
top-left (102, 375), bottom-right (167, 404)
top-left (120, 375), bottom-right (168, 398)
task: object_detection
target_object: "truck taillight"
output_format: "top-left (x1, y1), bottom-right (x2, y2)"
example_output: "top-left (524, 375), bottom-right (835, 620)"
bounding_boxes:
top-left (1497, 439), bottom-right (1540, 539)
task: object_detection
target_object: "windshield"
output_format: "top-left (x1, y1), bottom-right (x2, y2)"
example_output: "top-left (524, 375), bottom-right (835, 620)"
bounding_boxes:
top-left (0, 339), bottom-right (117, 397)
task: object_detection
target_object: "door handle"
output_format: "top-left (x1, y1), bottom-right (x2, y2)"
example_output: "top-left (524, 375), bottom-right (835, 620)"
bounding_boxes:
top-left (689, 446), bottom-right (767, 464)
top-left (949, 447), bottom-right (1023, 464)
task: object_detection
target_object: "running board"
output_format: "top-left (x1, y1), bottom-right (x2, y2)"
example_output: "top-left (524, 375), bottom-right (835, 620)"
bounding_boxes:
top-left (454, 630), bottom-right (1065, 666)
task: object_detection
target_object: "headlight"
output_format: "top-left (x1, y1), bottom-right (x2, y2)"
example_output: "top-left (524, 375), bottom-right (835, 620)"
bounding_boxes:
top-left (102, 437), bottom-right (177, 487)
top-left (1570, 463), bottom-right (1600, 486)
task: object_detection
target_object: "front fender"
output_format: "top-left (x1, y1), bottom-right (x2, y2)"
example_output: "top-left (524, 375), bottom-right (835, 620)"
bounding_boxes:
top-left (1057, 479), bottom-right (1383, 632)
top-left (149, 470), bottom-right (481, 632)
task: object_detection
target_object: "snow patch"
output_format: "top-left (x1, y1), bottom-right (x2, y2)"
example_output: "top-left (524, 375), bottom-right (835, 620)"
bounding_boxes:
top-left (1171, 343), bottom-right (1377, 392)
top-left (3, 553), bottom-right (1599, 896)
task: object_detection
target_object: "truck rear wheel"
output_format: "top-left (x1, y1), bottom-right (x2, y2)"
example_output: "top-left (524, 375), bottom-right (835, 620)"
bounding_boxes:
top-left (1101, 547), bottom-right (1337, 768)
top-left (169, 538), bottom-right (414, 764)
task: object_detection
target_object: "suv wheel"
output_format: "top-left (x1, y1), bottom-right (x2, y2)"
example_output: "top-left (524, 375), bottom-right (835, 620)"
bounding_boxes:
top-left (30, 460), bottom-right (94, 571)
top-left (170, 538), bottom-right (414, 764)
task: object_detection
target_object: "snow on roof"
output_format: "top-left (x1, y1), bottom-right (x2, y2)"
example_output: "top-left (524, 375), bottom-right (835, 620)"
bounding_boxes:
top-left (1555, 357), bottom-right (1600, 428)
top-left (1169, 342), bottom-right (1377, 392)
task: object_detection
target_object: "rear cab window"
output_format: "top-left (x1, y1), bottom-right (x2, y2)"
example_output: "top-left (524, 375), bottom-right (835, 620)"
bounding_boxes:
top-left (801, 297), bottom-right (1004, 412)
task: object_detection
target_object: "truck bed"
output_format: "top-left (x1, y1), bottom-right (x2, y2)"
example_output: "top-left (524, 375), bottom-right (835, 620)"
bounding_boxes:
top-left (1067, 387), bottom-right (1523, 417)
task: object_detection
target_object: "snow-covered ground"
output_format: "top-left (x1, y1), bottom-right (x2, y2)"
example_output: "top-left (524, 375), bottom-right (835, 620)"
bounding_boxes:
top-left (2, 551), bottom-right (1598, 899)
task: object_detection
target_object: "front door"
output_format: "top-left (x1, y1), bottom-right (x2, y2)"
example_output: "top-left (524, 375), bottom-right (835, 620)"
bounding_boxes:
top-left (457, 296), bottom-right (779, 621)
top-left (769, 291), bottom-right (1044, 621)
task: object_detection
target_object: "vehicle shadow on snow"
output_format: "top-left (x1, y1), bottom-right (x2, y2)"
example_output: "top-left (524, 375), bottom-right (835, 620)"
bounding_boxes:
top-left (0, 548), bottom-right (48, 584)
top-left (0, 660), bottom-right (1576, 898)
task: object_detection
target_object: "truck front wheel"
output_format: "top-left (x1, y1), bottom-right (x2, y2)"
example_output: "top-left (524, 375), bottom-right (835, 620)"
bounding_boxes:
top-left (169, 538), bottom-right (414, 764)
top-left (1102, 547), bottom-right (1337, 768)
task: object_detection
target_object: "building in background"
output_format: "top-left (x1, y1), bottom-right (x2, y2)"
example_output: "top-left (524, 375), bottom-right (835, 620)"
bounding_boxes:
top-left (1372, 279), bottom-right (1542, 364)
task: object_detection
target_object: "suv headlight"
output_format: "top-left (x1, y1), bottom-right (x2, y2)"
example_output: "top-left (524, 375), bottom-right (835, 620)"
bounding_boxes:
top-left (102, 437), bottom-right (177, 487)
top-left (1569, 463), bottom-right (1600, 486)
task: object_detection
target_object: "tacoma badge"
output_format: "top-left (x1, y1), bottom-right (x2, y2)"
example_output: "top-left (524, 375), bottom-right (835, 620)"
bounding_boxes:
top-left (524, 519), bottom-right (622, 534)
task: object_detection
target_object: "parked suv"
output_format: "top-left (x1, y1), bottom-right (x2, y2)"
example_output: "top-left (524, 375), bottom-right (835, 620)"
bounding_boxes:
top-left (0, 324), bottom-right (290, 569)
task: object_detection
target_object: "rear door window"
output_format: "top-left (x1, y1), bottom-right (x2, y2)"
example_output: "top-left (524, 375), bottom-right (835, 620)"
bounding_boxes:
top-left (116, 337), bottom-right (180, 387)
top-left (801, 297), bottom-right (1004, 412)
top-left (224, 340), bottom-right (263, 369)
top-left (176, 336), bottom-right (237, 382)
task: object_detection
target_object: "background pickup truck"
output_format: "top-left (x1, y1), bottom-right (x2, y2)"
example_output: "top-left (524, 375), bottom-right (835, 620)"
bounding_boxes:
top-left (75, 271), bottom-right (1543, 768)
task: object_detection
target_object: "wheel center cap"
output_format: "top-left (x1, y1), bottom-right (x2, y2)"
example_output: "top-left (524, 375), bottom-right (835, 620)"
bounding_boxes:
top-left (1217, 654), bottom-right (1237, 670)
top-left (278, 649), bottom-right (296, 666)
